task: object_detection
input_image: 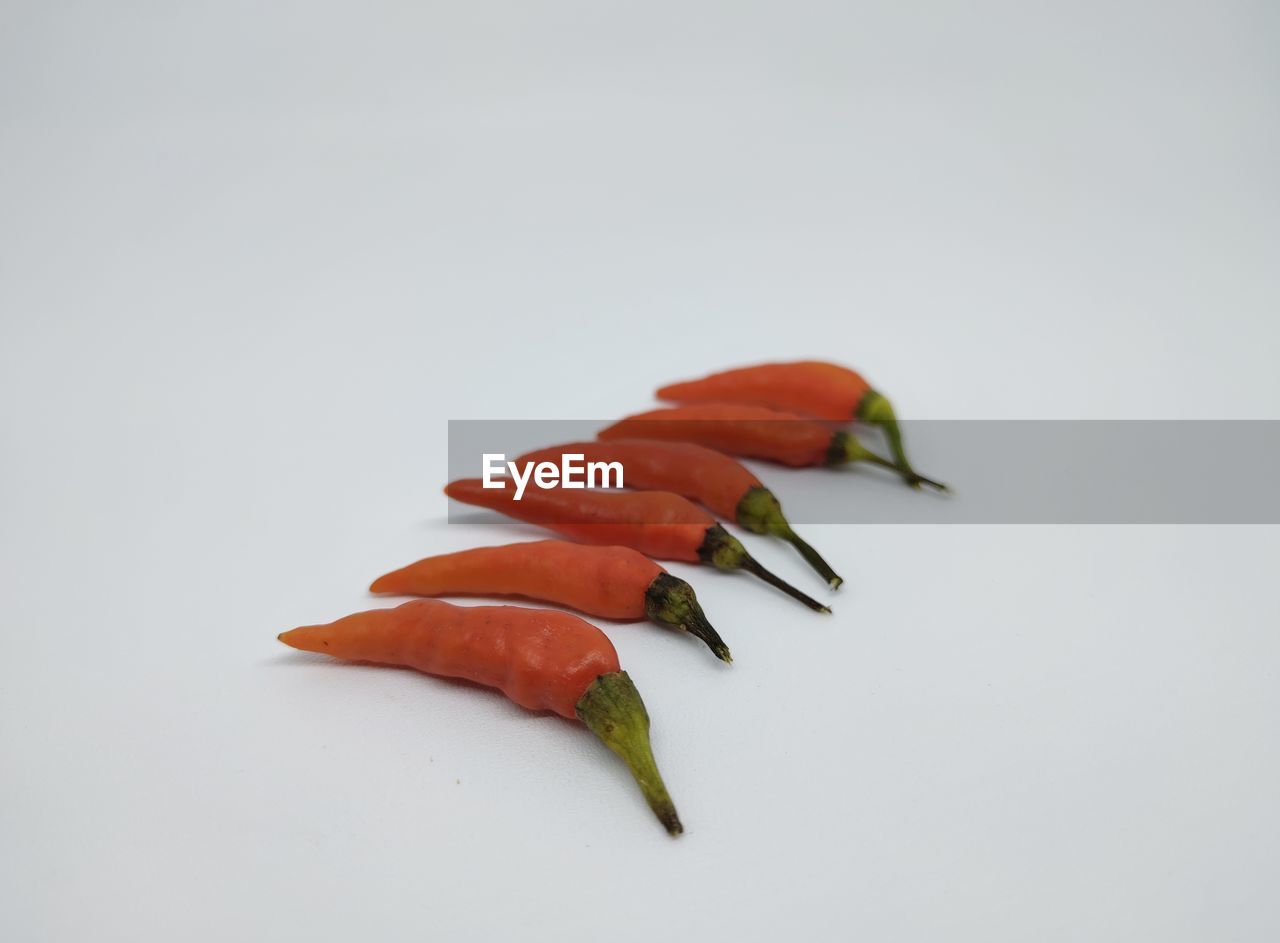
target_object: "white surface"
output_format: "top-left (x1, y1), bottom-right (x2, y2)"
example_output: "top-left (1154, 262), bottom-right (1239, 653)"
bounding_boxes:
top-left (3, 2), bottom-right (1279, 941)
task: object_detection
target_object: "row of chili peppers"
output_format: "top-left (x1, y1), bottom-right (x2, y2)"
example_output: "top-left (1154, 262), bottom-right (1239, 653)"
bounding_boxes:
top-left (278, 361), bottom-right (944, 836)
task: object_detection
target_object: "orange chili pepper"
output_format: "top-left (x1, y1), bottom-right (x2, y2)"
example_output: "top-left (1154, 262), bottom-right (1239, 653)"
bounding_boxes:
top-left (279, 599), bottom-right (682, 835)
top-left (657, 361), bottom-right (943, 490)
top-left (371, 539), bottom-right (731, 662)
top-left (444, 478), bottom-right (831, 613)
top-left (515, 441), bottom-right (843, 589)
top-left (599, 403), bottom-right (947, 491)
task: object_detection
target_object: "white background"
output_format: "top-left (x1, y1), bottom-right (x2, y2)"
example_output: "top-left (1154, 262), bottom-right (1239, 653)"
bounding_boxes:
top-left (3, 2), bottom-right (1278, 940)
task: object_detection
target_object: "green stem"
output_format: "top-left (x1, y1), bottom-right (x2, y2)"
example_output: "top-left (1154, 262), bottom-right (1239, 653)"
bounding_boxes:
top-left (829, 429), bottom-right (949, 493)
top-left (698, 524), bottom-right (832, 613)
top-left (575, 671), bottom-right (683, 836)
top-left (644, 573), bottom-right (733, 663)
top-left (854, 390), bottom-right (949, 492)
top-left (737, 555), bottom-right (832, 612)
top-left (778, 530), bottom-right (843, 590)
top-left (735, 487), bottom-right (844, 590)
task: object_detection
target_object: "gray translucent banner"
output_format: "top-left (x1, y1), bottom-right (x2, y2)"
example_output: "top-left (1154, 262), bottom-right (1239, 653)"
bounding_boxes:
top-left (446, 420), bottom-right (1280, 524)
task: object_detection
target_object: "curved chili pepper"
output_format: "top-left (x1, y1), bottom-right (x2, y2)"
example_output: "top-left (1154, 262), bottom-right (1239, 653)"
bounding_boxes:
top-left (279, 599), bottom-right (682, 835)
top-left (599, 403), bottom-right (947, 491)
top-left (370, 539), bottom-right (731, 662)
top-left (444, 478), bottom-right (831, 614)
top-left (657, 361), bottom-right (944, 491)
top-left (515, 441), bottom-right (844, 590)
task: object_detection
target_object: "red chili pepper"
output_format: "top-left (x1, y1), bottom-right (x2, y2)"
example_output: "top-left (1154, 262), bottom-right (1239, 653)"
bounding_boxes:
top-left (279, 599), bottom-right (682, 835)
top-left (599, 403), bottom-right (947, 491)
top-left (515, 441), bottom-right (844, 589)
top-left (657, 361), bottom-right (943, 490)
top-left (444, 478), bottom-right (831, 613)
top-left (371, 539), bottom-right (731, 662)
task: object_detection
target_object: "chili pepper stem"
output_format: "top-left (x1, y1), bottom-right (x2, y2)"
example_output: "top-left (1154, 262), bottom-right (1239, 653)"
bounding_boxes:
top-left (735, 487), bottom-right (844, 590)
top-left (576, 671), bottom-right (682, 837)
top-left (697, 524), bottom-right (831, 613)
top-left (853, 391), bottom-right (949, 492)
top-left (829, 429), bottom-right (949, 493)
top-left (777, 531), bottom-right (843, 590)
top-left (737, 555), bottom-right (832, 613)
top-left (644, 573), bottom-right (733, 663)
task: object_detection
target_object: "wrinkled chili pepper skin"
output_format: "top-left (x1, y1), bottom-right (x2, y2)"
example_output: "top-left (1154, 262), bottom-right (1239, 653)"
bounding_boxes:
top-left (515, 440), bottom-right (759, 521)
top-left (657, 360), bottom-right (871, 421)
top-left (371, 540), bottom-right (660, 619)
top-left (599, 404), bottom-right (834, 467)
top-left (370, 540), bottom-right (735, 661)
top-left (444, 478), bottom-right (714, 561)
top-left (280, 599), bottom-right (617, 719)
